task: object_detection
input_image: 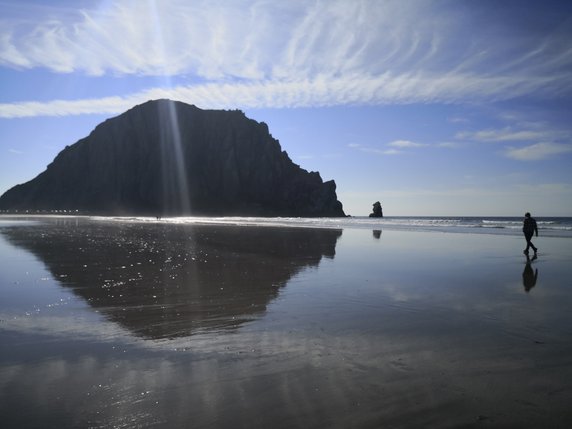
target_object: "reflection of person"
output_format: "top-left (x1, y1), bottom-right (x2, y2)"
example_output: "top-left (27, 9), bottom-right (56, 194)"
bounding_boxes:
top-left (522, 212), bottom-right (538, 255)
top-left (372, 229), bottom-right (382, 239)
top-left (522, 254), bottom-right (538, 293)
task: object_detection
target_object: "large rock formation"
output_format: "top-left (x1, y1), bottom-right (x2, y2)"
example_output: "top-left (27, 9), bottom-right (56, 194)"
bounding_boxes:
top-left (0, 100), bottom-right (345, 217)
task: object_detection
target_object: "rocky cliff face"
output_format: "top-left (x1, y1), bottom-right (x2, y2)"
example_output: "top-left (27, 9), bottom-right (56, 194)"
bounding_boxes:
top-left (0, 100), bottom-right (345, 217)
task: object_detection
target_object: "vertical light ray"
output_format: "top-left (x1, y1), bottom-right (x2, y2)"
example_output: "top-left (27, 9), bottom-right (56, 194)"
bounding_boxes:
top-left (148, 0), bottom-right (191, 214)
top-left (164, 100), bottom-right (191, 214)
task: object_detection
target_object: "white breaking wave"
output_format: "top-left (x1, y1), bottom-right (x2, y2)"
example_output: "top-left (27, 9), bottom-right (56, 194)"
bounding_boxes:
top-left (91, 215), bottom-right (572, 237)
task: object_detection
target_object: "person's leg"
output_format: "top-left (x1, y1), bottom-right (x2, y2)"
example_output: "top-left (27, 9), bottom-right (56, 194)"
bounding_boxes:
top-left (530, 238), bottom-right (537, 253)
top-left (524, 233), bottom-right (532, 253)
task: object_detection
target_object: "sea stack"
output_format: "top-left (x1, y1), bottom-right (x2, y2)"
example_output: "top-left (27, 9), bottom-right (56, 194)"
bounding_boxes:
top-left (0, 99), bottom-right (345, 217)
top-left (369, 201), bottom-right (383, 217)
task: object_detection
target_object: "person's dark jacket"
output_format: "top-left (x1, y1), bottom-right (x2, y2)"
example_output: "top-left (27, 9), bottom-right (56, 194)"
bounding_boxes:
top-left (523, 217), bottom-right (538, 236)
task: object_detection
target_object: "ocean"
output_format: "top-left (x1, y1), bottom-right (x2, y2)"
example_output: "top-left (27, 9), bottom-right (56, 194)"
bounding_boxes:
top-left (91, 215), bottom-right (572, 238)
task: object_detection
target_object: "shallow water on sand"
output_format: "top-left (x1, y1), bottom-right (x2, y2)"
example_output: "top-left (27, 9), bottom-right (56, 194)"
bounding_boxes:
top-left (1, 216), bottom-right (572, 428)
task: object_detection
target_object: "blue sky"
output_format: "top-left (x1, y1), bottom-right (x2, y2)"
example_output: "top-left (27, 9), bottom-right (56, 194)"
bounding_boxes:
top-left (1, 0), bottom-right (571, 216)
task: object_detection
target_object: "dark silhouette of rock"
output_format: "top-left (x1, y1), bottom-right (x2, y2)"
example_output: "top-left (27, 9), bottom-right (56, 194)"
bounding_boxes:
top-left (369, 201), bottom-right (383, 217)
top-left (0, 99), bottom-right (345, 217)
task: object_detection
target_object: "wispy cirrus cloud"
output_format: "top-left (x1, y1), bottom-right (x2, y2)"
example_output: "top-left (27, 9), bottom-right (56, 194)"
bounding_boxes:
top-left (1, 0), bottom-right (571, 117)
top-left (2, 72), bottom-right (562, 119)
top-left (387, 140), bottom-right (427, 148)
top-left (349, 138), bottom-right (463, 156)
top-left (505, 142), bottom-right (572, 161)
top-left (447, 117), bottom-right (469, 124)
top-left (347, 143), bottom-right (402, 156)
top-left (348, 139), bottom-right (431, 156)
top-left (436, 142), bottom-right (461, 149)
top-left (456, 124), bottom-right (572, 161)
top-left (455, 127), bottom-right (566, 143)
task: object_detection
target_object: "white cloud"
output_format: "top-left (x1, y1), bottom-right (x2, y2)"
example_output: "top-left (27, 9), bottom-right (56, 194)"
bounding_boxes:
top-left (349, 139), bottom-right (440, 155)
top-left (387, 140), bottom-right (426, 148)
top-left (8, 148), bottom-right (24, 154)
top-left (455, 127), bottom-right (564, 142)
top-left (348, 143), bottom-right (402, 156)
top-left (0, 0), bottom-right (571, 117)
top-left (380, 148), bottom-right (402, 156)
top-left (447, 117), bottom-right (469, 124)
top-left (455, 127), bottom-right (543, 142)
top-left (505, 142), bottom-right (572, 161)
top-left (1, 0), bottom-right (431, 78)
top-left (1, 70), bottom-right (564, 118)
top-left (436, 142), bottom-right (461, 149)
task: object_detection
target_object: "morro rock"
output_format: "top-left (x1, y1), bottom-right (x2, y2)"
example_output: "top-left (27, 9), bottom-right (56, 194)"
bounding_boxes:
top-left (0, 100), bottom-right (345, 217)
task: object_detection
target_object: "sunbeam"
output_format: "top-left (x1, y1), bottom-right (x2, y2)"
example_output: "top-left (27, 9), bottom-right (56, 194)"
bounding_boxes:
top-left (147, 0), bottom-right (192, 215)
top-left (163, 100), bottom-right (191, 214)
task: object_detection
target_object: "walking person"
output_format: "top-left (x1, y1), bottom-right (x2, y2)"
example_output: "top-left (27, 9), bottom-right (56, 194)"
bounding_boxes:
top-left (522, 212), bottom-right (538, 255)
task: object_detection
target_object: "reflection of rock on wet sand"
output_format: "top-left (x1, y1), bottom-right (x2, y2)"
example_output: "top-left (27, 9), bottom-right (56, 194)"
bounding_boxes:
top-left (1, 220), bottom-right (342, 340)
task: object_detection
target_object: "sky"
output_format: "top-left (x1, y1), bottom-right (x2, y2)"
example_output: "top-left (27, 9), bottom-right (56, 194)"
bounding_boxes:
top-left (1, 0), bottom-right (571, 216)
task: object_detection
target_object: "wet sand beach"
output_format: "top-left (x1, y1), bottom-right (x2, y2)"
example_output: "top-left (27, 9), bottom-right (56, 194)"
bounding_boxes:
top-left (1, 216), bottom-right (572, 428)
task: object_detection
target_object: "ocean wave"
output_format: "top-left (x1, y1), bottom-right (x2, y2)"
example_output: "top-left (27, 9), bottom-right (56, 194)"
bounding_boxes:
top-left (86, 215), bottom-right (572, 238)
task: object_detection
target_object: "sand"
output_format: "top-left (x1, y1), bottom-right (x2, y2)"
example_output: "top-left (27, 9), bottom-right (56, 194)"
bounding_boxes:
top-left (1, 216), bottom-right (572, 428)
